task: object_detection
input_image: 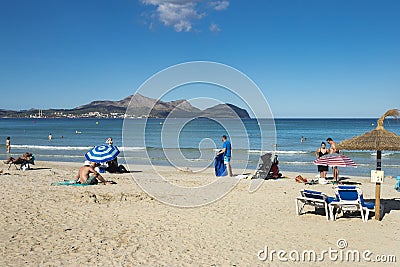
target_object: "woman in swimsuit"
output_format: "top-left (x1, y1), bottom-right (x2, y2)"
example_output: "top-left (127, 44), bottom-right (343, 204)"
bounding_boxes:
top-left (6, 137), bottom-right (10, 153)
top-left (315, 142), bottom-right (329, 178)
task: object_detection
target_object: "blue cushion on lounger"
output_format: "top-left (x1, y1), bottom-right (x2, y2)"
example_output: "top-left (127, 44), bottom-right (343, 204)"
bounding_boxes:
top-left (338, 185), bottom-right (357, 189)
top-left (326, 196), bottom-right (336, 204)
top-left (304, 189), bottom-right (322, 195)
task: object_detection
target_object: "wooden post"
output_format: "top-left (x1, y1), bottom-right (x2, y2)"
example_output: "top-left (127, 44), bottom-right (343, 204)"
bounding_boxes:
top-left (375, 150), bottom-right (382, 220)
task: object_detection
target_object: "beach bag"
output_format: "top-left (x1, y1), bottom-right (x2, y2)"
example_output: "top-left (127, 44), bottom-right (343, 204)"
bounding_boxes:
top-left (118, 164), bottom-right (128, 173)
top-left (295, 175), bottom-right (307, 183)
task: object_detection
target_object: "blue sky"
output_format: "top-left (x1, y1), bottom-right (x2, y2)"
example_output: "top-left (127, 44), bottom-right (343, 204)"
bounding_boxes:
top-left (0, 0), bottom-right (399, 118)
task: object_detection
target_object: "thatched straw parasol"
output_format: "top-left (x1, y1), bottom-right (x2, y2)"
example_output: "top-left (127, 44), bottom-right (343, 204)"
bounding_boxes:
top-left (338, 109), bottom-right (400, 220)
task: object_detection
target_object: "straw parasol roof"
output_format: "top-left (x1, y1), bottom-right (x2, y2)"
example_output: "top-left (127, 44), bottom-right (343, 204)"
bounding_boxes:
top-left (338, 109), bottom-right (400, 151)
top-left (337, 109), bottom-right (399, 221)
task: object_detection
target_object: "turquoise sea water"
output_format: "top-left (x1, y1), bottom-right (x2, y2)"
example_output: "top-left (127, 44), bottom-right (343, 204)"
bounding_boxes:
top-left (0, 118), bottom-right (399, 177)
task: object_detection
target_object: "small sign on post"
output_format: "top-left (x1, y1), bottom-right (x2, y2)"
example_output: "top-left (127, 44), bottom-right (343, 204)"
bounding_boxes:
top-left (371, 170), bottom-right (384, 183)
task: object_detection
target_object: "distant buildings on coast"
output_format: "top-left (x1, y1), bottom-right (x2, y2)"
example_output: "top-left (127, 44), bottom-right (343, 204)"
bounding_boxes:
top-left (28, 111), bottom-right (150, 119)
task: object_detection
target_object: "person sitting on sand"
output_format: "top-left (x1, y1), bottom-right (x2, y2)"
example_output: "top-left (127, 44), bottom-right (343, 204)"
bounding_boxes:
top-left (76, 160), bottom-right (108, 185)
top-left (4, 152), bottom-right (33, 164)
top-left (106, 157), bottom-right (128, 173)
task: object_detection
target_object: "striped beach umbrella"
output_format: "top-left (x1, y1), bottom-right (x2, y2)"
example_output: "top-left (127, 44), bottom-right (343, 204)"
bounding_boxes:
top-left (313, 154), bottom-right (357, 168)
top-left (85, 145), bottom-right (120, 163)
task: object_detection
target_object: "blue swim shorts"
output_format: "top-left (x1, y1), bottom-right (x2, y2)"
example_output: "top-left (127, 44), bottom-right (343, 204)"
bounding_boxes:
top-left (224, 156), bottom-right (231, 164)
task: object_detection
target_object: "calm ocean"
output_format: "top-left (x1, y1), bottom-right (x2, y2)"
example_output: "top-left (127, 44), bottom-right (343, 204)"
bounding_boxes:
top-left (1, 118), bottom-right (399, 177)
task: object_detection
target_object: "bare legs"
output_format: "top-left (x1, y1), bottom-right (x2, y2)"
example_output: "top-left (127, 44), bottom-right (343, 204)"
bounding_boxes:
top-left (3, 157), bottom-right (14, 164)
top-left (226, 162), bottom-right (233, 177)
top-left (333, 167), bottom-right (339, 182)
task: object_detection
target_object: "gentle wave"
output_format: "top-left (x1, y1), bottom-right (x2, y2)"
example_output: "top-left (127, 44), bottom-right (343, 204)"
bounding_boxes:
top-left (12, 144), bottom-right (146, 151)
top-left (276, 150), bottom-right (310, 154)
top-left (278, 161), bottom-right (400, 168)
top-left (370, 152), bottom-right (395, 157)
top-left (10, 145), bottom-right (400, 158)
top-left (281, 161), bottom-right (315, 166)
top-left (13, 145), bottom-right (93, 150)
top-left (31, 154), bottom-right (84, 158)
top-left (119, 147), bottom-right (146, 152)
top-left (172, 148), bottom-right (310, 154)
top-left (248, 150), bottom-right (309, 154)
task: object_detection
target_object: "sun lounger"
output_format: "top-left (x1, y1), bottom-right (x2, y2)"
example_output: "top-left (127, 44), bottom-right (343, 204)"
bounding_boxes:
top-left (253, 153), bottom-right (272, 179)
top-left (7, 154), bottom-right (35, 170)
top-left (253, 153), bottom-right (281, 179)
top-left (295, 189), bottom-right (335, 220)
top-left (328, 185), bottom-right (382, 222)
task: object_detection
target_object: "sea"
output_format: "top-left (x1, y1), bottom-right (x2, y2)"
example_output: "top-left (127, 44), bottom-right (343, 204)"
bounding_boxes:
top-left (1, 118), bottom-right (399, 177)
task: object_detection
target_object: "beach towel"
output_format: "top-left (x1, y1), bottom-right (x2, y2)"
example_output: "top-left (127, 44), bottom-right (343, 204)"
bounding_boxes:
top-left (51, 177), bottom-right (98, 186)
top-left (51, 180), bottom-right (89, 186)
top-left (214, 154), bottom-right (227, 176)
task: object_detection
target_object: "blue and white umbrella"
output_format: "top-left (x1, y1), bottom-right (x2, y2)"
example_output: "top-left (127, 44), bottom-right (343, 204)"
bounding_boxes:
top-left (85, 145), bottom-right (120, 163)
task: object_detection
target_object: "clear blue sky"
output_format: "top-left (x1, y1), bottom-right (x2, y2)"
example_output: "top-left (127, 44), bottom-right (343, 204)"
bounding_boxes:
top-left (0, 0), bottom-right (399, 118)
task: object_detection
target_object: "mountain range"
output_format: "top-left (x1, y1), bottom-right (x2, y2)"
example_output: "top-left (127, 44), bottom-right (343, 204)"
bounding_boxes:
top-left (0, 94), bottom-right (250, 118)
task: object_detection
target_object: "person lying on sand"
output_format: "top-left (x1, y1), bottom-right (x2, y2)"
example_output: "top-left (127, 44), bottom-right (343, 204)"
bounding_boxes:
top-left (4, 152), bottom-right (33, 164)
top-left (76, 161), bottom-right (108, 185)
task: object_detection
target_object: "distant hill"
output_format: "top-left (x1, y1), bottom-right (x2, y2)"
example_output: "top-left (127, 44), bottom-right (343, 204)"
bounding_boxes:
top-left (201, 103), bottom-right (250, 118)
top-left (0, 94), bottom-right (251, 118)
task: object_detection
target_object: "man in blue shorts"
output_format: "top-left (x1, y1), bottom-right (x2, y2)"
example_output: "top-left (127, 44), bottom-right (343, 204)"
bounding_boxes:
top-left (217, 135), bottom-right (232, 177)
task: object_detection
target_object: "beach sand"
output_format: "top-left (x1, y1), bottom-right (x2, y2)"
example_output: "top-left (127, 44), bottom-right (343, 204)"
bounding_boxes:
top-left (1, 161), bottom-right (399, 266)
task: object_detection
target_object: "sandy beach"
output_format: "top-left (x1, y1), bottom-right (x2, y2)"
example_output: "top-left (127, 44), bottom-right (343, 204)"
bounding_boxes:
top-left (1, 160), bottom-right (399, 266)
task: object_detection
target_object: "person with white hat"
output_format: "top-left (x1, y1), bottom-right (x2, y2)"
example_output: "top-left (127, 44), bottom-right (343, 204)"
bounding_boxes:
top-left (75, 160), bottom-right (107, 185)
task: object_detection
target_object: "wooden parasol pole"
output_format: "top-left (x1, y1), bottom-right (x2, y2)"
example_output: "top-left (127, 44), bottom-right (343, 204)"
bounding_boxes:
top-left (375, 150), bottom-right (382, 220)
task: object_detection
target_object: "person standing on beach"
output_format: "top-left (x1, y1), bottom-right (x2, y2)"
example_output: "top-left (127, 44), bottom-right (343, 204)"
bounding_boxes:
top-left (217, 135), bottom-right (232, 177)
top-left (315, 142), bottom-right (329, 178)
top-left (6, 137), bottom-right (11, 153)
top-left (326, 137), bottom-right (339, 182)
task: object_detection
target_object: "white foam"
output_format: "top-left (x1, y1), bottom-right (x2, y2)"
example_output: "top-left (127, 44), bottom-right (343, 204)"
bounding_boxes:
top-left (12, 145), bottom-right (92, 150)
top-left (370, 152), bottom-right (394, 157)
top-left (12, 144), bottom-right (146, 151)
top-left (247, 150), bottom-right (308, 154)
